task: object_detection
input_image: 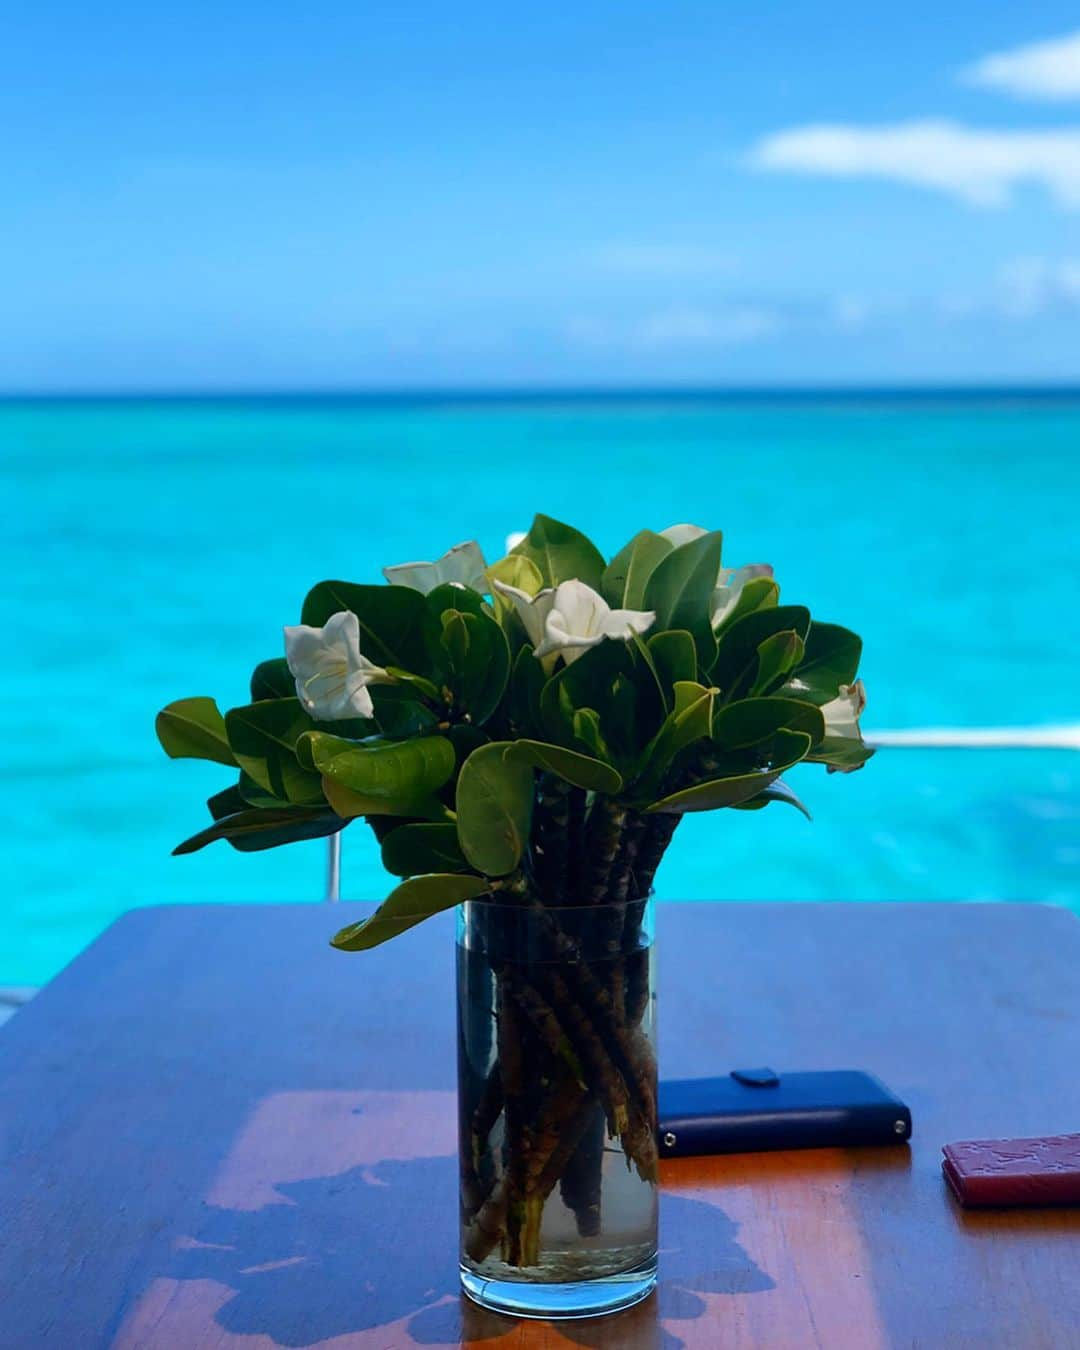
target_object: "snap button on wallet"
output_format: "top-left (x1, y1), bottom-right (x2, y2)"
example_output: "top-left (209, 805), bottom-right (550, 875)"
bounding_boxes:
top-left (658, 1069), bottom-right (912, 1157)
top-left (942, 1133), bottom-right (1080, 1207)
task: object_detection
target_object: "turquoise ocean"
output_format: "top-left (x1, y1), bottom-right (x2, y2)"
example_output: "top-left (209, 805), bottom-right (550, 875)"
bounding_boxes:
top-left (5, 392), bottom-right (1079, 985)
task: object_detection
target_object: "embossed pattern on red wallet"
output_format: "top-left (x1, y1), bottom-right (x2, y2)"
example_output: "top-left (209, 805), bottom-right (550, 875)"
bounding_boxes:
top-left (942, 1133), bottom-right (1080, 1207)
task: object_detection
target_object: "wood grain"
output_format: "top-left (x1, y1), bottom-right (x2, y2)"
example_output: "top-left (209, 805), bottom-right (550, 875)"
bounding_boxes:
top-left (2, 902), bottom-right (1079, 1349)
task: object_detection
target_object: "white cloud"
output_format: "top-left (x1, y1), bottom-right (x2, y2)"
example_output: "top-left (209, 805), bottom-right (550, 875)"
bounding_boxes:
top-left (588, 243), bottom-right (733, 276)
top-left (566, 305), bottom-right (781, 350)
top-left (963, 30), bottom-right (1080, 101)
top-left (749, 120), bottom-right (1080, 208)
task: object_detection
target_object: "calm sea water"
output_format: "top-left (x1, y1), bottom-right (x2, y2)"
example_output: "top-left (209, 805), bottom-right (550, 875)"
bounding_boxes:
top-left (5, 393), bottom-right (1080, 985)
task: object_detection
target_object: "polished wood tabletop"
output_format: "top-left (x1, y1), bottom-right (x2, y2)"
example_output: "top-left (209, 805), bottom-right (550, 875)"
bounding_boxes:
top-left (2, 901), bottom-right (1079, 1350)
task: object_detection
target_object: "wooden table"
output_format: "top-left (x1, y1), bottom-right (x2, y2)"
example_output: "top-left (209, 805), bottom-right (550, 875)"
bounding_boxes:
top-left (2, 902), bottom-right (1079, 1350)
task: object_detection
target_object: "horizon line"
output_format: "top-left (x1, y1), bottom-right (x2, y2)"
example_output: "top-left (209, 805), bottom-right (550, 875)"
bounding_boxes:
top-left (3, 379), bottom-right (1080, 405)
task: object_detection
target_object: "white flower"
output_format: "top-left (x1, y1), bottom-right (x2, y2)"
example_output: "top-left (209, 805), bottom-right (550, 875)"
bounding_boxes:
top-left (533, 579), bottom-right (655, 665)
top-left (492, 578), bottom-right (556, 646)
top-left (821, 679), bottom-right (867, 741)
top-left (660, 523), bottom-right (708, 548)
top-left (504, 530), bottom-right (527, 552)
top-left (383, 540), bottom-right (488, 594)
top-left (712, 563), bottom-right (775, 627)
top-left (283, 611), bottom-right (390, 721)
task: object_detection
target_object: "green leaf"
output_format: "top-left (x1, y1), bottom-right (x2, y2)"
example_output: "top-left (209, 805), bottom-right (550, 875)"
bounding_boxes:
top-left (648, 630), bottom-right (698, 691)
top-left (487, 553), bottom-right (545, 598)
top-left (298, 732), bottom-right (456, 802)
top-left (440, 609), bottom-right (511, 725)
top-left (156, 697), bottom-right (237, 767)
top-left (807, 737), bottom-right (875, 774)
top-left (224, 699), bottom-right (323, 802)
top-left (320, 777), bottom-right (450, 820)
top-left (647, 729), bottom-right (812, 813)
top-left (712, 605), bottom-right (811, 698)
top-left (173, 806), bottom-right (342, 855)
top-left (572, 708), bottom-right (612, 763)
top-left (301, 581), bottom-right (431, 671)
top-left (456, 742), bottom-right (534, 875)
top-left (713, 576), bottom-right (780, 635)
top-left (369, 685), bottom-right (439, 737)
top-left (778, 622), bottom-right (863, 706)
top-left (643, 530), bottom-right (723, 662)
top-left (636, 681), bottom-right (718, 795)
top-left (330, 873), bottom-right (489, 951)
top-left (712, 696), bottom-right (825, 750)
top-left (750, 630), bottom-right (805, 697)
top-left (381, 823), bottom-right (468, 876)
top-left (250, 658), bottom-right (295, 701)
top-left (511, 514), bottom-right (606, 589)
top-left (731, 779), bottom-right (812, 820)
top-left (507, 644), bottom-right (545, 737)
top-left (602, 530), bottom-right (673, 607)
top-left (385, 667), bottom-right (441, 702)
top-left (512, 740), bottom-right (623, 793)
top-left (426, 582), bottom-right (487, 620)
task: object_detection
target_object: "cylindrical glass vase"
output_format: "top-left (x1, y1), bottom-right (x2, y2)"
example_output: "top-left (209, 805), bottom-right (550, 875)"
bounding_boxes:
top-left (456, 894), bottom-right (657, 1319)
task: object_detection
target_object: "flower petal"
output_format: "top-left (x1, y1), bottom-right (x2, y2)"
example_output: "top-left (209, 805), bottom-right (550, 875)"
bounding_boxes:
top-left (711, 563), bottom-right (774, 626)
top-left (492, 578), bottom-right (555, 647)
top-left (660, 523), bottom-right (708, 548)
top-left (383, 540), bottom-right (488, 594)
top-left (822, 679), bottom-right (867, 741)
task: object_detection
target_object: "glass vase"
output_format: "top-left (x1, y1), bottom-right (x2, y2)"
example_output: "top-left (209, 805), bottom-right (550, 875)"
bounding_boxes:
top-left (456, 893), bottom-right (658, 1319)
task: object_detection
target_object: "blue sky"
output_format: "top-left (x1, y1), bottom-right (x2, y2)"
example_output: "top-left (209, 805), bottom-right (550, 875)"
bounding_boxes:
top-left (3, 2), bottom-right (1080, 390)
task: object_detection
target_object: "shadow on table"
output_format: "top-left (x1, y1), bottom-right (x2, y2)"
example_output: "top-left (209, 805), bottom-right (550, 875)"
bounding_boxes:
top-left (166, 1156), bottom-right (772, 1348)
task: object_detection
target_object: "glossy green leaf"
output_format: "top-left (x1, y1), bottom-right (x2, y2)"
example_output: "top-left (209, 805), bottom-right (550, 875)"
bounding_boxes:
top-left (750, 630), bottom-right (805, 697)
top-left (512, 740), bottom-right (623, 793)
top-left (572, 707), bottom-right (612, 762)
top-left (778, 622), bottom-right (863, 706)
top-left (636, 681), bottom-right (718, 795)
top-left (456, 741), bottom-right (534, 875)
top-left (712, 605), bottom-right (811, 698)
top-left (369, 685), bottom-right (439, 737)
top-left (712, 696), bottom-right (825, 750)
top-left (439, 609), bottom-right (511, 725)
top-left (224, 699), bottom-right (323, 802)
top-left (173, 806), bottom-right (342, 855)
top-left (602, 530), bottom-right (673, 608)
top-left (156, 697), bottom-right (237, 767)
top-left (385, 667), bottom-right (441, 702)
top-left (298, 731), bottom-right (456, 803)
top-left (511, 514), bottom-right (606, 589)
top-left (643, 530), bottom-right (723, 661)
top-left (381, 823), bottom-right (468, 876)
top-left (731, 778), bottom-right (812, 820)
top-left (487, 553), bottom-right (545, 597)
top-left (648, 729), bottom-right (812, 813)
top-left (713, 576), bottom-right (780, 635)
top-left (507, 644), bottom-right (545, 737)
top-left (647, 629), bottom-right (698, 691)
top-left (807, 737), bottom-right (875, 774)
top-left (646, 770), bottom-right (781, 814)
top-left (426, 582), bottom-right (487, 620)
top-left (320, 776), bottom-right (450, 820)
top-left (330, 873), bottom-right (489, 951)
top-left (250, 658), bottom-right (295, 702)
top-left (300, 581), bottom-right (430, 671)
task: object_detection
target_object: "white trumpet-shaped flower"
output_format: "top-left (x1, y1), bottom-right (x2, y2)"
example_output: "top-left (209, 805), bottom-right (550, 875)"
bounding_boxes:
top-left (821, 679), bottom-right (867, 742)
top-left (383, 540), bottom-right (488, 594)
top-left (712, 563), bottom-right (775, 627)
top-left (533, 579), bottom-right (655, 665)
top-left (283, 611), bottom-right (390, 721)
top-left (491, 578), bottom-right (556, 647)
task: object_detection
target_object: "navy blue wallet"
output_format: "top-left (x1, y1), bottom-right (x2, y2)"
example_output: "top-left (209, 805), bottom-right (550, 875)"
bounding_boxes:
top-left (658, 1067), bottom-right (913, 1157)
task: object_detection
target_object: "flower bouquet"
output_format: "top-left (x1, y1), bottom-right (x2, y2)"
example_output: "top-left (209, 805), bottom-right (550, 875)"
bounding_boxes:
top-left (157, 515), bottom-right (871, 1318)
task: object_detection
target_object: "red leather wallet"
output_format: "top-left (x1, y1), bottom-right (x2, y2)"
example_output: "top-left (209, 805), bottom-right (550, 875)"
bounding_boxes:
top-left (942, 1133), bottom-right (1080, 1208)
